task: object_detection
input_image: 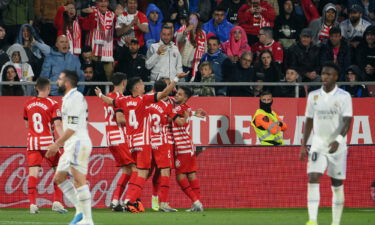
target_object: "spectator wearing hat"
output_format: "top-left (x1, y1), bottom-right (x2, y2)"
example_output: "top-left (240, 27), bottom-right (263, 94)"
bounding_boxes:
top-left (342, 65), bottom-right (369, 97)
top-left (340, 4), bottom-right (371, 45)
top-left (355, 25), bottom-right (375, 80)
top-left (203, 7), bottom-right (234, 43)
top-left (284, 28), bottom-right (320, 83)
top-left (115, 38), bottom-right (150, 82)
top-left (308, 3), bottom-right (339, 44)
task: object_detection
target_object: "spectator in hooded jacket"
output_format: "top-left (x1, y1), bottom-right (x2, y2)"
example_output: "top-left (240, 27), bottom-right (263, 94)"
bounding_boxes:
top-left (238, 0), bottom-right (276, 45)
top-left (309, 3), bottom-right (339, 44)
top-left (342, 65), bottom-right (369, 97)
top-left (355, 25), bottom-right (375, 80)
top-left (203, 7), bottom-right (234, 43)
top-left (144, 4), bottom-right (164, 49)
top-left (221, 26), bottom-right (251, 63)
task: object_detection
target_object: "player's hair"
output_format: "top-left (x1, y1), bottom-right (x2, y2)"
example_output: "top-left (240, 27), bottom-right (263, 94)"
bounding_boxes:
top-left (35, 77), bottom-right (50, 91)
top-left (260, 27), bottom-right (273, 38)
top-left (329, 26), bottom-right (341, 36)
top-left (260, 90), bottom-right (272, 97)
top-left (127, 76), bottom-right (142, 92)
top-left (322, 61), bottom-right (341, 76)
top-left (62, 70), bottom-right (79, 87)
top-left (112, 72), bottom-right (127, 86)
top-left (179, 86), bottom-right (193, 99)
top-left (208, 36), bottom-right (221, 45)
top-left (154, 79), bottom-right (167, 92)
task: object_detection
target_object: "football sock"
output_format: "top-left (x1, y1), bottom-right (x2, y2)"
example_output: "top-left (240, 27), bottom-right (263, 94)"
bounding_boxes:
top-left (124, 171), bottom-right (138, 203)
top-left (189, 179), bottom-right (201, 200)
top-left (131, 177), bottom-right (146, 202)
top-left (152, 172), bottom-right (160, 197)
top-left (28, 176), bottom-right (37, 205)
top-left (58, 179), bottom-right (81, 215)
top-left (53, 182), bottom-right (63, 203)
top-left (159, 176), bottom-right (170, 203)
top-left (307, 183), bottom-right (320, 222)
top-left (178, 178), bottom-right (198, 203)
top-left (332, 185), bottom-right (344, 225)
top-left (112, 173), bottom-right (130, 201)
top-left (77, 185), bottom-right (92, 221)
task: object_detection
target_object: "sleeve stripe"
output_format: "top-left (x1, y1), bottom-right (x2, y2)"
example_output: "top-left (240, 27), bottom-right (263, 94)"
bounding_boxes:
top-left (52, 117), bottom-right (62, 121)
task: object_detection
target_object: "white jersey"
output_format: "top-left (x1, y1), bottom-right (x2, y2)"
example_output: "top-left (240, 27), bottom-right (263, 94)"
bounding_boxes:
top-left (305, 86), bottom-right (352, 153)
top-left (62, 88), bottom-right (91, 143)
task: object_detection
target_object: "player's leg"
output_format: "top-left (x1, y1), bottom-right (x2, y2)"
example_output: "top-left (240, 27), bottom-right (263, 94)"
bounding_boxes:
top-left (158, 168), bottom-right (177, 212)
top-left (27, 151), bottom-right (43, 214)
top-left (187, 172), bottom-right (200, 199)
top-left (151, 163), bottom-right (160, 211)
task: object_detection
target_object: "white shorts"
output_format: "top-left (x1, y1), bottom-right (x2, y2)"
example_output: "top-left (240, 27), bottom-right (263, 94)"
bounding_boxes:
top-left (307, 146), bottom-right (348, 180)
top-left (57, 139), bottom-right (92, 175)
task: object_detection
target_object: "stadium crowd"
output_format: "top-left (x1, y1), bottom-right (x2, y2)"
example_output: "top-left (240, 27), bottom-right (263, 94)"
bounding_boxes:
top-left (0, 0), bottom-right (374, 97)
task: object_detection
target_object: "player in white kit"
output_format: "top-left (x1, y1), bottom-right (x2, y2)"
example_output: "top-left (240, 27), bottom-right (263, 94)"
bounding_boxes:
top-left (300, 62), bottom-right (353, 225)
top-left (46, 70), bottom-right (94, 225)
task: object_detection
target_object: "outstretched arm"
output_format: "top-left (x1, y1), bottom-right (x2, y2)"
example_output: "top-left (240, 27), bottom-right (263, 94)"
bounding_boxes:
top-left (156, 72), bottom-right (188, 101)
top-left (95, 87), bottom-right (114, 105)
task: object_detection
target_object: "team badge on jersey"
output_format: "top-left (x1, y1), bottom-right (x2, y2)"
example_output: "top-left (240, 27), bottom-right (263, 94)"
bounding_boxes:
top-left (68, 116), bottom-right (78, 124)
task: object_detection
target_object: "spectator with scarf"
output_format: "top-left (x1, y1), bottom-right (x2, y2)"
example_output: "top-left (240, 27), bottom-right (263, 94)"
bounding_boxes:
top-left (203, 7), bottom-right (234, 43)
top-left (81, 0), bottom-right (116, 81)
top-left (145, 4), bottom-right (164, 50)
top-left (54, 2), bottom-right (82, 55)
top-left (221, 26), bottom-right (251, 63)
top-left (175, 13), bottom-right (207, 81)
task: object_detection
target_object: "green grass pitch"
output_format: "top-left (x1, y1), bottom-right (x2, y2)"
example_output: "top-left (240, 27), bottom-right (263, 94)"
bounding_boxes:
top-left (0, 208), bottom-right (374, 225)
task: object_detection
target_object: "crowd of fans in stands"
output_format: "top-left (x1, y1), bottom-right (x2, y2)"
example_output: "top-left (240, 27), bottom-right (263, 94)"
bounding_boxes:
top-left (0, 0), bottom-right (374, 97)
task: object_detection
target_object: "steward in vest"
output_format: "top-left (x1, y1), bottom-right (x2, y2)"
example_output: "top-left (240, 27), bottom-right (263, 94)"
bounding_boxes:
top-left (251, 91), bottom-right (287, 145)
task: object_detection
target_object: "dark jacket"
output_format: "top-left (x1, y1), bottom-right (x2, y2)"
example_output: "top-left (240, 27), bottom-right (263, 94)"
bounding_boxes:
top-left (218, 0), bottom-right (245, 24)
top-left (115, 47), bottom-right (150, 82)
top-left (354, 26), bottom-right (375, 81)
top-left (2, 85), bottom-right (24, 96)
top-left (274, 81), bottom-right (306, 97)
top-left (319, 39), bottom-right (351, 81)
top-left (285, 41), bottom-right (320, 78)
top-left (224, 61), bottom-right (256, 96)
top-left (254, 64), bottom-right (282, 95)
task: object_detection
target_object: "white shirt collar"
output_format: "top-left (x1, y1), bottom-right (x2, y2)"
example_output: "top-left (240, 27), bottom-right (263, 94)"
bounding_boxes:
top-left (321, 85), bottom-right (338, 96)
top-left (63, 88), bottom-right (77, 100)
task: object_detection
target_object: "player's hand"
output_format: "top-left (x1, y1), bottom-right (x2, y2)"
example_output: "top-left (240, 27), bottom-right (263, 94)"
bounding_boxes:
top-left (46, 143), bottom-right (59, 158)
top-left (95, 86), bottom-right (102, 97)
top-left (299, 145), bottom-right (308, 161)
top-left (329, 141), bottom-right (339, 154)
top-left (194, 108), bottom-right (207, 118)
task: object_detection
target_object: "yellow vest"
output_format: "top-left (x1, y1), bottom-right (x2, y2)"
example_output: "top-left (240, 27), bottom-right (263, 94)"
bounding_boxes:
top-left (251, 109), bottom-right (284, 146)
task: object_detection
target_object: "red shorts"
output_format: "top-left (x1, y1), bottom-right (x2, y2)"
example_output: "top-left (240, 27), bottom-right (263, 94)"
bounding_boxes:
top-left (133, 145), bottom-right (152, 169)
top-left (152, 144), bottom-right (173, 169)
top-left (27, 150), bottom-right (60, 167)
top-left (109, 144), bottom-right (135, 167)
top-left (174, 153), bottom-right (197, 175)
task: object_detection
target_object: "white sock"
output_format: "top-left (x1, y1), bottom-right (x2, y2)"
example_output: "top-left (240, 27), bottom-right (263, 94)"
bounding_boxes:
top-left (332, 185), bottom-right (344, 225)
top-left (58, 179), bottom-right (82, 215)
top-left (76, 185), bottom-right (92, 222)
top-left (307, 183), bottom-right (320, 222)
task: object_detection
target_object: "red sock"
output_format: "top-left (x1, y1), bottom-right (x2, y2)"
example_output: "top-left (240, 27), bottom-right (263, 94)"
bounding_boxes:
top-left (152, 172), bottom-right (160, 196)
top-left (113, 173), bottom-right (131, 201)
top-left (159, 176), bottom-right (170, 203)
top-left (178, 178), bottom-right (198, 202)
top-left (28, 176), bottom-right (37, 205)
top-left (189, 179), bottom-right (201, 200)
top-left (124, 171), bottom-right (138, 201)
top-left (53, 183), bottom-right (63, 203)
top-left (126, 176), bottom-right (146, 202)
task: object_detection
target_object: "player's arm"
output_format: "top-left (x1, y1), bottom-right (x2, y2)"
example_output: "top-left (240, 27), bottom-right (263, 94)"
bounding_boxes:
top-left (328, 116), bottom-right (352, 154)
top-left (95, 87), bottom-right (114, 105)
top-left (115, 111), bottom-right (126, 125)
top-left (300, 93), bottom-right (315, 161)
top-left (24, 120), bottom-right (29, 129)
top-left (53, 119), bottom-right (63, 138)
top-left (156, 72), bottom-right (189, 101)
top-left (46, 129), bottom-right (75, 157)
top-left (173, 110), bottom-right (189, 126)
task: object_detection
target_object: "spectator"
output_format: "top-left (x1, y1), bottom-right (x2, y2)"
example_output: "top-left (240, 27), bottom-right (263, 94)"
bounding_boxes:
top-left (264, 0), bottom-right (279, 16)
top-left (116, 0), bottom-right (149, 50)
top-left (170, 0), bottom-right (189, 25)
top-left (82, 64), bottom-right (106, 96)
top-left (0, 25), bottom-right (10, 68)
top-left (274, 67), bottom-right (306, 97)
top-left (150, 0), bottom-right (173, 23)
top-left (319, 27), bottom-right (351, 81)
top-left (225, 51), bottom-right (256, 96)
top-left (40, 35), bottom-right (84, 96)
top-left (291, 0), bottom-right (319, 24)
top-left (285, 28), bottom-right (320, 82)
top-left (54, 2), bottom-right (82, 55)
top-left (193, 61), bottom-right (216, 96)
top-left (252, 27), bottom-right (283, 64)
top-left (81, 0), bottom-right (116, 81)
top-left (1, 65), bottom-right (24, 96)
top-left (15, 24), bottom-right (51, 78)
top-left (355, 25), bottom-right (375, 80)
top-left (116, 39), bottom-right (150, 81)
top-left (1, 0), bottom-right (34, 44)
top-left (199, 36), bottom-right (228, 95)
top-left (238, 0), bottom-right (276, 45)
top-left (80, 46), bottom-right (106, 81)
top-left (1, 44), bottom-right (34, 82)
top-left (221, 26), bottom-right (251, 63)
top-left (340, 4), bottom-right (371, 44)
top-left (197, 0), bottom-right (214, 23)
top-left (218, 0), bottom-right (246, 24)
top-left (254, 49), bottom-right (282, 94)
top-left (203, 7), bottom-right (234, 43)
top-left (348, 0), bottom-right (375, 21)
top-left (273, 0), bottom-right (306, 49)
top-left (342, 65), bottom-right (369, 97)
top-left (146, 25), bottom-right (183, 81)
top-left (34, 0), bottom-right (68, 46)
top-left (175, 13), bottom-right (207, 81)
top-left (309, 3), bottom-right (339, 44)
top-left (144, 4), bottom-right (164, 49)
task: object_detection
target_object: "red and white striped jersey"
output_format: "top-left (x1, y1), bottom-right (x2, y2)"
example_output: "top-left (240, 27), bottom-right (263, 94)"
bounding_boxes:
top-left (147, 99), bottom-right (176, 147)
top-left (172, 103), bottom-right (194, 154)
top-left (23, 97), bottom-right (61, 151)
top-left (114, 93), bottom-right (157, 149)
top-left (104, 92), bottom-right (126, 146)
top-left (165, 97), bottom-right (176, 144)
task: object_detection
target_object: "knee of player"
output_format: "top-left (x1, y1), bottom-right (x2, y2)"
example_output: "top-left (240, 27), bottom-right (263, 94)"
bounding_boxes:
top-left (53, 172), bottom-right (68, 185)
top-left (160, 168), bottom-right (171, 177)
top-left (308, 173), bottom-right (322, 183)
top-left (331, 178), bottom-right (344, 187)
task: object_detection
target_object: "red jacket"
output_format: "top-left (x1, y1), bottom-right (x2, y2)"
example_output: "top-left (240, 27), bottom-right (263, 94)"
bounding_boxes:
top-left (301, 0), bottom-right (319, 23)
top-left (238, 2), bottom-right (276, 36)
top-left (252, 40), bottom-right (284, 63)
